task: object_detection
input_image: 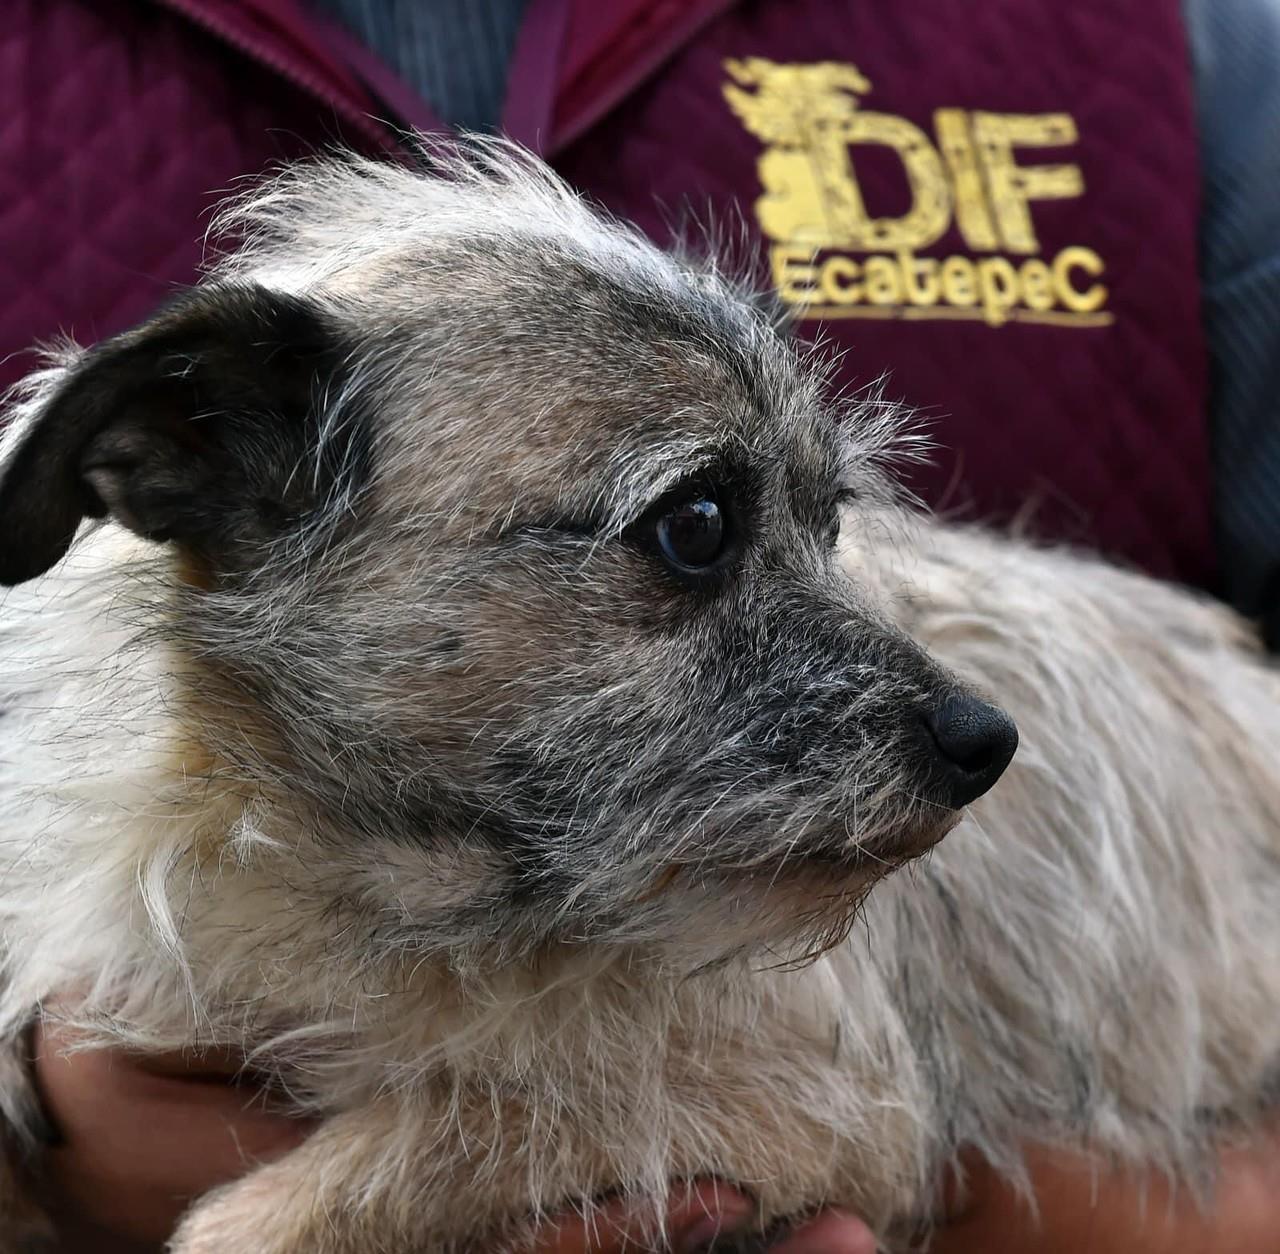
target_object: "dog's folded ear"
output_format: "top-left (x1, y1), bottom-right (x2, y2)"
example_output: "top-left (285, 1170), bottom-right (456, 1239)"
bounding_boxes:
top-left (0, 283), bottom-right (363, 586)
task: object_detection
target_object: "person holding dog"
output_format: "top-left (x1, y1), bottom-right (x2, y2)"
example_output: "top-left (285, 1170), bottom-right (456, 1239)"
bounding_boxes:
top-left (29, 1013), bottom-right (1280, 1253)
top-left (3, 1), bottom-right (1279, 1250)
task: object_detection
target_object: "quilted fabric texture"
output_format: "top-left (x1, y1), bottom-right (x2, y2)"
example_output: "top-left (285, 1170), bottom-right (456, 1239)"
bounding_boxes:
top-left (0, 0), bottom-right (1214, 589)
top-left (0, 0), bottom-right (382, 393)
top-left (556, 0), bottom-right (1214, 588)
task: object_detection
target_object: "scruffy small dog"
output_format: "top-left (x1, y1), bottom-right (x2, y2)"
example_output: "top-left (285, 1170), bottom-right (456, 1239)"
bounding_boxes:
top-left (0, 143), bottom-right (1277, 1252)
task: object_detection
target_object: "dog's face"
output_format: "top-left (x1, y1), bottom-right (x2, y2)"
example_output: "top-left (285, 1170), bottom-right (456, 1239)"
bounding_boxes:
top-left (0, 147), bottom-right (1015, 960)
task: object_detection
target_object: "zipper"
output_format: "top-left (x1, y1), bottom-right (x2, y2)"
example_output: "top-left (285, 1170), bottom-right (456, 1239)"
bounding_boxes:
top-left (149, 0), bottom-right (395, 149)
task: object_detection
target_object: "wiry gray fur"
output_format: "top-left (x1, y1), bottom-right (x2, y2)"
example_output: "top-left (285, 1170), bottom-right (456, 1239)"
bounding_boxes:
top-left (0, 139), bottom-right (1276, 1252)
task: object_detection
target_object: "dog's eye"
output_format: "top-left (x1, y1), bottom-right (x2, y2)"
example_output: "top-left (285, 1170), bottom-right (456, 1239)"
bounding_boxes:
top-left (655, 496), bottom-right (725, 572)
top-left (827, 487), bottom-right (857, 548)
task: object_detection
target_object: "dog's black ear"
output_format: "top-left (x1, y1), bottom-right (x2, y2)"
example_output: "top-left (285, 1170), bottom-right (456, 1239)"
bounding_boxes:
top-left (0, 284), bottom-right (362, 586)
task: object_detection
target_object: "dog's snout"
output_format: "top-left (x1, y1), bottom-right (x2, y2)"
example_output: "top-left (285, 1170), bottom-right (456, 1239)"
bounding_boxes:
top-left (920, 695), bottom-right (1018, 808)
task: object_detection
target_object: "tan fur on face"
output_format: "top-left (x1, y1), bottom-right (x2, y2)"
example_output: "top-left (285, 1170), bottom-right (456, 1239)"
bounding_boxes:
top-left (1, 142), bottom-right (1277, 1251)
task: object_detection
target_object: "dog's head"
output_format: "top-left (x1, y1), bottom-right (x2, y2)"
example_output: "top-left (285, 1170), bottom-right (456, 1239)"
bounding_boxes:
top-left (0, 143), bottom-right (1015, 960)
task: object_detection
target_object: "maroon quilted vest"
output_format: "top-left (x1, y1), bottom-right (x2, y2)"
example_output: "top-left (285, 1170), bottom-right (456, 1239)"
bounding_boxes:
top-left (0, 0), bottom-right (1211, 587)
top-left (0, 0), bottom-right (396, 378)
top-left (552, 1), bottom-right (1212, 587)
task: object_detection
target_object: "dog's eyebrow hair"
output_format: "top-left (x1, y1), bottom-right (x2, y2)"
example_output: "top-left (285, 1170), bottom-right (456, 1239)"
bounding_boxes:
top-left (492, 452), bottom-right (738, 544)
top-left (605, 454), bottom-right (737, 529)
top-left (493, 511), bottom-right (604, 541)
top-left (625, 436), bottom-right (751, 502)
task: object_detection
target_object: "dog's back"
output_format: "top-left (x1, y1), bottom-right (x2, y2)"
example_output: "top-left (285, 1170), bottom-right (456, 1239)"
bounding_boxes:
top-left (857, 521), bottom-right (1280, 1201)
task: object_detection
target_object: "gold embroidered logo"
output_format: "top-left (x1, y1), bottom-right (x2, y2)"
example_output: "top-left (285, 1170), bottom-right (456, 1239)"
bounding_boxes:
top-left (723, 57), bottom-right (1112, 328)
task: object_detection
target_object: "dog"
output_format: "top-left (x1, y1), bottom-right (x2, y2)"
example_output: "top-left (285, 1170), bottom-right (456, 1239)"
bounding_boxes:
top-left (0, 141), bottom-right (1276, 1252)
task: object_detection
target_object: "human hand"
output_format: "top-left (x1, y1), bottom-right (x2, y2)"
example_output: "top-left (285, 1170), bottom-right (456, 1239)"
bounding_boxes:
top-left (31, 1018), bottom-right (315, 1253)
top-left (32, 1015), bottom-right (1280, 1254)
top-left (927, 1135), bottom-right (1280, 1254)
top-left (30, 1019), bottom-right (874, 1253)
top-left (522, 1182), bottom-right (874, 1253)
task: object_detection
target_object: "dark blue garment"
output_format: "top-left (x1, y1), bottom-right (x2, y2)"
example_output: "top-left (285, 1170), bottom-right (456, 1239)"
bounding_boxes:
top-left (310, 0), bottom-right (528, 130)
top-left (1184, 0), bottom-right (1280, 638)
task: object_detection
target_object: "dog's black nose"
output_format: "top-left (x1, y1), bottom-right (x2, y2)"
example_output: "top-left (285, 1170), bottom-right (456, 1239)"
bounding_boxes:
top-left (920, 695), bottom-right (1018, 809)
